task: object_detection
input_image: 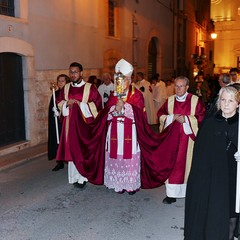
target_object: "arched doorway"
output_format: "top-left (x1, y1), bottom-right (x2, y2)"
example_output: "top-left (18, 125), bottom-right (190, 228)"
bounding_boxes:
top-left (148, 37), bottom-right (158, 80)
top-left (0, 52), bottom-right (25, 147)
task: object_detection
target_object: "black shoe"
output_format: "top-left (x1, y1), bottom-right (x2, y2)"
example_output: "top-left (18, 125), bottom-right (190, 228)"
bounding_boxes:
top-left (162, 196), bottom-right (176, 204)
top-left (52, 162), bottom-right (64, 171)
top-left (128, 188), bottom-right (139, 195)
top-left (73, 182), bottom-right (87, 189)
top-left (128, 191), bottom-right (137, 195)
top-left (117, 190), bottom-right (125, 194)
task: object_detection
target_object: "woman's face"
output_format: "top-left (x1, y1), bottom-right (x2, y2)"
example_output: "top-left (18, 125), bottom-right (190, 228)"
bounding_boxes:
top-left (57, 77), bottom-right (67, 89)
top-left (220, 91), bottom-right (238, 118)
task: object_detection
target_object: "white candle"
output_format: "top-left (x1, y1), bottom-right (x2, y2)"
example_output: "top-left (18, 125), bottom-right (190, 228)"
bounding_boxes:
top-left (52, 87), bottom-right (60, 144)
top-left (235, 106), bottom-right (240, 213)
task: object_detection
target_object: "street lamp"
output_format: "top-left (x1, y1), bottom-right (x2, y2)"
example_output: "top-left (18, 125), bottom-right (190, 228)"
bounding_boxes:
top-left (211, 32), bottom-right (217, 40)
top-left (191, 31), bottom-right (217, 75)
top-left (200, 32), bottom-right (217, 43)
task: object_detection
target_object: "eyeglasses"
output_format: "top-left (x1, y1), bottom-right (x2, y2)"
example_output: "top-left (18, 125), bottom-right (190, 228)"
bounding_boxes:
top-left (175, 85), bottom-right (187, 88)
top-left (69, 71), bottom-right (80, 75)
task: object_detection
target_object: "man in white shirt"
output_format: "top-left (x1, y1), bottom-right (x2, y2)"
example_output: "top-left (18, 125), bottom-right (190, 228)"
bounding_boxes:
top-left (98, 73), bottom-right (114, 107)
top-left (133, 72), bottom-right (156, 124)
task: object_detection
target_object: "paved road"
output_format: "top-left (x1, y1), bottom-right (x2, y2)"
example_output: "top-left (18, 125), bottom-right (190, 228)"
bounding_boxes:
top-left (0, 155), bottom-right (185, 240)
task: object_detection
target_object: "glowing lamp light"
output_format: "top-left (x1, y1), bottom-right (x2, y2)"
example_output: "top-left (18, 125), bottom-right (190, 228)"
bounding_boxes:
top-left (211, 32), bottom-right (217, 39)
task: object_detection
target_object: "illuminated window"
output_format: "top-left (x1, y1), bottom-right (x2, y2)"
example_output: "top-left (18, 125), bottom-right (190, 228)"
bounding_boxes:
top-left (238, 7), bottom-right (240, 16)
top-left (0, 0), bottom-right (14, 17)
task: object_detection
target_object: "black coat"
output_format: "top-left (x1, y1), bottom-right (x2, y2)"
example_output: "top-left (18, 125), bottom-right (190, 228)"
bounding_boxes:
top-left (184, 110), bottom-right (238, 240)
top-left (47, 89), bottom-right (62, 160)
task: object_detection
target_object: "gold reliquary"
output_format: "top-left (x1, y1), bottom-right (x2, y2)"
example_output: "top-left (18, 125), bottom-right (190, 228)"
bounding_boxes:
top-left (114, 71), bottom-right (126, 99)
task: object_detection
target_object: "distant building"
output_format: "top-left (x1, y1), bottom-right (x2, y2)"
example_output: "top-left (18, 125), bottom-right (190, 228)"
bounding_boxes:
top-left (211, 0), bottom-right (240, 74)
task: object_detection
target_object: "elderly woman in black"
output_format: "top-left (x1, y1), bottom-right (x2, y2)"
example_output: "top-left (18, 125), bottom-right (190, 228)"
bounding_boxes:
top-left (184, 85), bottom-right (240, 240)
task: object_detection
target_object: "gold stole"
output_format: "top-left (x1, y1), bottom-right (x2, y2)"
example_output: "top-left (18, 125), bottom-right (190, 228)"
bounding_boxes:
top-left (58, 82), bottom-right (98, 140)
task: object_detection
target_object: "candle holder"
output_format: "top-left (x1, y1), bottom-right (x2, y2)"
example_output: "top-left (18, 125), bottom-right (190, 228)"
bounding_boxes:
top-left (50, 81), bottom-right (58, 91)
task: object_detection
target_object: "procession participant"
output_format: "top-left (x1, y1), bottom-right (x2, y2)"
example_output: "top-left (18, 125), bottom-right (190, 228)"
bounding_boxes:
top-left (184, 85), bottom-right (240, 240)
top-left (157, 76), bottom-right (206, 204)
top-left (230, 67), bottom-right (240, 83)
top-left (48, 74), bottom-right (70, 171)
top-left (56, 62), bottom-right (102, 188)
top-left (103, 59), bottom-right (143, 194)
top-left (151, 74), bottom-right (167, 123)
top-left (98, 72), bottom-right (114, 107)
top-left (133, 72), bottom-right (156, 124)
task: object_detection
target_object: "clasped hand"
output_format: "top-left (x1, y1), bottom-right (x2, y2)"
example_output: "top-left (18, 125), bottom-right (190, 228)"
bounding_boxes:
top-left (174, 114), bottom-right (185, 124)
top-left (67, 99), bottom-right (80, 109)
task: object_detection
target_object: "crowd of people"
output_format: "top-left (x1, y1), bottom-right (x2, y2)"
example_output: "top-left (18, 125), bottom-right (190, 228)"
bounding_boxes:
top-left (47, 61), bottom-right (240, 239)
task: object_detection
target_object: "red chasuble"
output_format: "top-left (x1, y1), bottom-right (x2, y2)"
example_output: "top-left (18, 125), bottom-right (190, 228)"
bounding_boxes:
top-left (157, 93), bottom-right (206, 184)
top-left (55, 82), bottom-right (102, 182)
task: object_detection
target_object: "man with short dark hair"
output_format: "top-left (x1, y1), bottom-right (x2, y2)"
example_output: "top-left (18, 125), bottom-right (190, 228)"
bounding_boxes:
top-left (56, 62), bottom-right (102, 188)
top-left (229, 67), bottom-right (240, 83)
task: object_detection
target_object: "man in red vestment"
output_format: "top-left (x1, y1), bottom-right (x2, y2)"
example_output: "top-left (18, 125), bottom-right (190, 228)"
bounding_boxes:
top-left (103, 59), bottom-right (144, 194)
top-left (56, 62), bottom-right (102, 188)
top-left (157, 76), bottom-right (206, 204)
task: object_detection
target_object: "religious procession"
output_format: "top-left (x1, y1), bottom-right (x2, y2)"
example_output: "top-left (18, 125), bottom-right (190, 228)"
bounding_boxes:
top-left (48, 58), bottom-right (240, 240)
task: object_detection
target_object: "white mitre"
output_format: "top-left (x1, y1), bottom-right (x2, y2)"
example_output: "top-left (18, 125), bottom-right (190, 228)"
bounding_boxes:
top-left (115, 59), bottom-right (133, 78)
